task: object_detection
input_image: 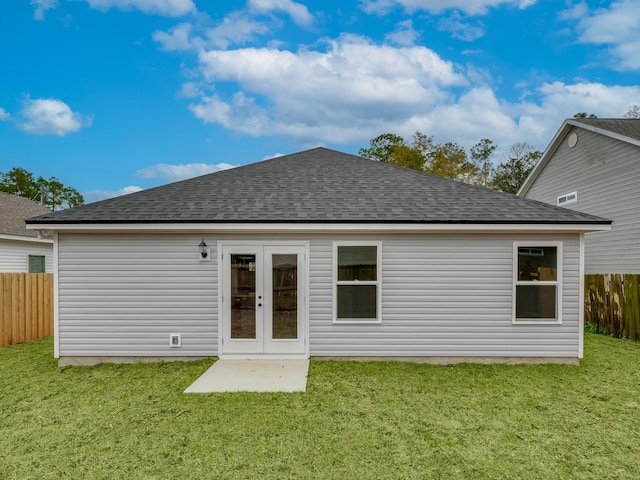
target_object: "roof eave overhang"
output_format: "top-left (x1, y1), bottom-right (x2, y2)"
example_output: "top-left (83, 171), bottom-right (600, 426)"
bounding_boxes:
top-left (26, 222), bottom-right (612, 234)
top-left (0, 233), bottom-right (54, 244)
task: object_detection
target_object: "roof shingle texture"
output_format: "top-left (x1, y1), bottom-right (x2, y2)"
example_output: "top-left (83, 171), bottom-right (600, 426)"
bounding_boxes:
top-left (0, 192), bottom-right (52, 237)
top-left (570, 118), bottom-right (640, 142)
top-left (27, 148), bottom-right (610, 225)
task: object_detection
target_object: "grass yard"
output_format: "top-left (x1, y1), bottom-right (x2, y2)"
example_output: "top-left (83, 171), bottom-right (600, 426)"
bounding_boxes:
top-left (1, 335), bottom-right (640, 479)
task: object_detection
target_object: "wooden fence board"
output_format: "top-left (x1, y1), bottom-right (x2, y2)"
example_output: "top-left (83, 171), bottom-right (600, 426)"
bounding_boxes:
top-left (585, 273), bottom-right (640, 341)
top-left (0, 273), bottom-right (54, 348)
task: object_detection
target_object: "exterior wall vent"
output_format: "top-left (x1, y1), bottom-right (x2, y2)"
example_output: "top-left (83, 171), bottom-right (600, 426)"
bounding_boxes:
top-left (169, 333), bottom-right (181, 348)
top-left (557, 191), bottom-right (577, 206)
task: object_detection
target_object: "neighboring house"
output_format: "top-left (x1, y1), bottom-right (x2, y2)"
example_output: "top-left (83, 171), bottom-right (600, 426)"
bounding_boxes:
top-left (519, 118), bottom-right (640, 274)
top-left (26, 148), bottom-right (610, 366)
top-left (0, 191), bottom-right (52, 272)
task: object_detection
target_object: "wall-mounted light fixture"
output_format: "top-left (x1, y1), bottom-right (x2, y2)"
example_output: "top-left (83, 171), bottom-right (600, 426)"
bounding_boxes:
top-left (199, 239), bottom-right (210, 262)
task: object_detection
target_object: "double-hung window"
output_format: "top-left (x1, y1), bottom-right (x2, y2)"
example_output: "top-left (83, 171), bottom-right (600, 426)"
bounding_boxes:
top-left (513, 243), bottom-right (562, 324)
top-left (334, 242), bottom-right (381, 323)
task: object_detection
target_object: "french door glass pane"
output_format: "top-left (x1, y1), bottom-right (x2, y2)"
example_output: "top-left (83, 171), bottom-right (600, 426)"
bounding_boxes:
top-left (230, 254), bottom-right (256, 339)
top-left (272, 254), bottom-right (298, 339)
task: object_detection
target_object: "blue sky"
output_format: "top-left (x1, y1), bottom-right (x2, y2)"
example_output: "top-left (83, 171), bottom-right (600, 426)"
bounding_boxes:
top-left (1, 0), bottom-right (639, 203)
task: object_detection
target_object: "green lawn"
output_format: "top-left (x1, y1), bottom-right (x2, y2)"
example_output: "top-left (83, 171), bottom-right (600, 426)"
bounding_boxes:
top-left (1, 335), bottom-right (640, 479)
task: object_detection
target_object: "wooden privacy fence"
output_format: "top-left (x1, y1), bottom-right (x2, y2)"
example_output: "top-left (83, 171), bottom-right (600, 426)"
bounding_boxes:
top-left (585, 274), bottom-right (640, 341)
top-left (0, 273), bottom-right (53, 348)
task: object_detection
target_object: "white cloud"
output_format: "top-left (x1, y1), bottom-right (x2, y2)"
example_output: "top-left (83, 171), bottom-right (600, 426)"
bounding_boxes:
top-left (136, 162), bottom-right (236, 182)
top-left (438, 13), bottom-right (485, 40)
top-left (361, 0), bottom-right (536, 15)
top-left (31, 0), bottom-right (195, 19)
top-left (153, 22), bottom-right (200, 51)
top-left (570, 0), bottom-right (640, 70)
top-left (83, 0), bottom-right (195, 16)
top-left (205, 11), bottom-right (271, 49)
top-left (558, 2), bottom-right (588, 21)
top-left (0, 107), bottom-right (10, 120)
top-left (530, 81), bottom-right (640, 119)
top-left (18, 98), bottom-right (92, 136)
top-left (189, 34), bottom-right (466, 142)
top-left (385, 20), bottom-right (420, 46)
top-left (83, 185), bottom-right (143, 203)
top-left (262, 152), bottom-right (286, 160)
top-left (31, 0), bottom-right (58, 20)
top-left (248, 0), bottom-right (313, 26)
top-left (381, 81), bottom-right (640, 161)
top-left (154, 12), bottom-right (270, 52)
top-left (161, 9), bottom-right (636, 158)
top-left (359, 0), bottom-right (397, 15)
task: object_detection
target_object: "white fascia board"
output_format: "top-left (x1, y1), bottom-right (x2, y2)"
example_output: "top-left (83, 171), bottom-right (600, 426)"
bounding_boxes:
top-left (566, 119), bottom-right (640, 148)
top-left (26, 222), bottom-right (612, 234)
top-left (0, 233), bottom-right (54, 244)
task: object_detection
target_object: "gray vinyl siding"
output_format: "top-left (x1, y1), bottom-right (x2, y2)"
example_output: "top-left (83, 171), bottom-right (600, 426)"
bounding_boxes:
top-left (523, 127), bottom-right (640, 273)
top-left (0, 239), bottom-right (53, 272)
top-left (57, 233), bottom-right (217, 357)
top-left (310, 233), bottom-right (580, 357)
top-left (57, 231), bottom-right (581, 359)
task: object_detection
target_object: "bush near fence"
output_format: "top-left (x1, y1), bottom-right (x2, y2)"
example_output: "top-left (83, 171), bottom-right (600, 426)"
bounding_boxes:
top-left (0, 273), bottom-right (53, 348)
top-left (585, 274), bottom-right (640, 341)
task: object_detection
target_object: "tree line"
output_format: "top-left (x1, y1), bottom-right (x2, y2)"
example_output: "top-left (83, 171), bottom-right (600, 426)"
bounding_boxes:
top-left (359, 132), bottom-right (541, 194)
top-left (0, 167), bottom-right (84, 211)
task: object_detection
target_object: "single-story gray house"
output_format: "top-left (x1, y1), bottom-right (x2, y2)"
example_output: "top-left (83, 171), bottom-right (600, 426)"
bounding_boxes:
top-left (0, 191), bottom-right (52, 273)
top-left (27, 148), bottom-right (611, 365)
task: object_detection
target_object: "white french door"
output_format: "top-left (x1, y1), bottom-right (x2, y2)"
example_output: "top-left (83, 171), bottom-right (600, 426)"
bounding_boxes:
top-left (220, 244), bottom-right (307, 357)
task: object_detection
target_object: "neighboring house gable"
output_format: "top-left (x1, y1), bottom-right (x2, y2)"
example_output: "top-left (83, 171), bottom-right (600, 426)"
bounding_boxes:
top-left (519, 119), bottom-right (640, 274)
top-left (0, 192), bottom-right (53, 272)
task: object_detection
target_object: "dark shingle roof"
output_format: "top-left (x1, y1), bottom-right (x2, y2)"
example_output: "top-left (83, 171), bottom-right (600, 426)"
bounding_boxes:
top-left (570, 118), bottom-right (640, 143)
top-left (27, 147), bottom-right (610, 226)
top-left (0, 192), bottom-right (52, 237)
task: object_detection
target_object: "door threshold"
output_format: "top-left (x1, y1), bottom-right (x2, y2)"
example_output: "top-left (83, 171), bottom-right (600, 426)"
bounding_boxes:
top-left (218, 354), bottom-right (309, 361)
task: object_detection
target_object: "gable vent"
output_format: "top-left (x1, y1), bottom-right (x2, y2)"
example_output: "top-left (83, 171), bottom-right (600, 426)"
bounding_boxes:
top-left (557, 191), bottom-right (577, 206)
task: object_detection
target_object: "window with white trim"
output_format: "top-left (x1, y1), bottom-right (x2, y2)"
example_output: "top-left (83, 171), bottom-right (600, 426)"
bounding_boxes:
top-left (334, 242), bottom-right (381, 323)
top-left (513, 243), bottom-right (561, 324)
top-left (557, 191), bottom-right (577, 206)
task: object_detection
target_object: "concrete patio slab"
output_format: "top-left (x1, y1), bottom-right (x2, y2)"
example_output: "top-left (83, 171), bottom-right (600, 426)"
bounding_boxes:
top-left (184, 359), bottom-right (309, 393)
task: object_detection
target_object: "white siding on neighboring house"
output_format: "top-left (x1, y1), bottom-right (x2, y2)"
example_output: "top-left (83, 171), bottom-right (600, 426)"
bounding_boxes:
top-left (523, 126), bottom-right (640, 274)
top-left (57, 231), bottom-right (581, 359)
top-left (0, 238), bottom-right (53, 272)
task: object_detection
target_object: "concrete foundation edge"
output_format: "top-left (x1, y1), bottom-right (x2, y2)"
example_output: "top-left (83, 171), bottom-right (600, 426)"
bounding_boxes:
top-left (59, 355), bottom-right (579, 366)
top-left (58, 356), bottom-right (212, 366)
top-left (311, 356), bottom-right (580, 365)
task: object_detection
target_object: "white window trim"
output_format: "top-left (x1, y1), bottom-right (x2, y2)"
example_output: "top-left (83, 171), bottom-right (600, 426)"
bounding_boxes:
top-left (333, 241), bottom-right (382, 324)
top-left (512, 241), bottom-right (562, 325)
top-left (557, 191), bottom-right (577, 206)
top-left (27, 253), bottom-right (46, 273)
